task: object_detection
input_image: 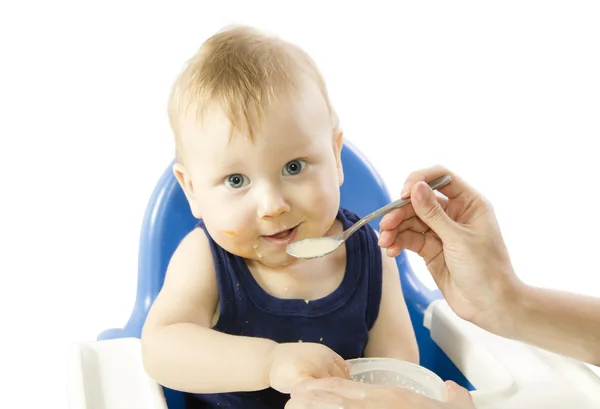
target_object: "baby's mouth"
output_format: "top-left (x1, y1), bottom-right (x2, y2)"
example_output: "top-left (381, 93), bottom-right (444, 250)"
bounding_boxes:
top-left (266, 228), bottom-right (294, 239)
top-left (262, 225), bottom-right (300, 247)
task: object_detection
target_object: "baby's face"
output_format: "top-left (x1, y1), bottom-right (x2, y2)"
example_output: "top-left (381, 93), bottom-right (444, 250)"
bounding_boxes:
top-left (179, 79), bottom-right (343, 267)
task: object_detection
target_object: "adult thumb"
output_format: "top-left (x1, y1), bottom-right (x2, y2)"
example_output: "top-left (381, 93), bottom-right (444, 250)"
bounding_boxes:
top-left (412, 181), bottom-right (456, 240)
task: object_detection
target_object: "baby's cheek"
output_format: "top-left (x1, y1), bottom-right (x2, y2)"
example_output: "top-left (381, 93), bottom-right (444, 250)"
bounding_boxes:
top-left (214, 231), bottom-right (255, 258)
top-left (310, 189), bottom-right (339, 223)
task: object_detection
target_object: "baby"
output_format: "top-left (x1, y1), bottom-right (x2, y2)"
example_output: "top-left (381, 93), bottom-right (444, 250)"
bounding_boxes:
top-left (141, 26), bottom-right (419, 409)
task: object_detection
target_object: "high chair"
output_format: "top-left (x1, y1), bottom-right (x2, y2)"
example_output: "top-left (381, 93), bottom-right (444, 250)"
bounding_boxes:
top-left (67, 141), bottom-right (600, 408)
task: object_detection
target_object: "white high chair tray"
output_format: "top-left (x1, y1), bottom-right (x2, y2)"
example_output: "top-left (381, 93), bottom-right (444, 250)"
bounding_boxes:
top-left (67, 300), bottom-right (600, 409)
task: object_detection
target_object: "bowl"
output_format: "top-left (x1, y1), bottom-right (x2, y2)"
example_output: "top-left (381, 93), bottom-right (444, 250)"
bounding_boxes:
top-left (347, 358), bottom-right (448, 401)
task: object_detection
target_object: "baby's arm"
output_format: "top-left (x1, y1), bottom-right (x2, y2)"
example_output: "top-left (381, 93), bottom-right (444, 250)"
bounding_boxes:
top-left (363, 248), bottom-right (419, 363)
top-left (140, 228), bottom-right (276, 393)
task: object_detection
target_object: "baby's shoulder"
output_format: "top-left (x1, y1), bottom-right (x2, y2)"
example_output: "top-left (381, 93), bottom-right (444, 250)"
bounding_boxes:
top-left (166, 227), bottom-right (217, 283)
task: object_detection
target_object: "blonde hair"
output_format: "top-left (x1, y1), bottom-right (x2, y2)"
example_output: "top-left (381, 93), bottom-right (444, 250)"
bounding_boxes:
top-left (167, 25), bottom-right (339, 161)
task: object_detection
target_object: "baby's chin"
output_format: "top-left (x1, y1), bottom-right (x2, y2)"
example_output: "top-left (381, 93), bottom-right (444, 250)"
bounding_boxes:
top-left (214, 239), bottom-right (293, 266)
top-left (249, 248), bottom-right (300, 267)
top-left (249, 257), bottom-right (299, 269)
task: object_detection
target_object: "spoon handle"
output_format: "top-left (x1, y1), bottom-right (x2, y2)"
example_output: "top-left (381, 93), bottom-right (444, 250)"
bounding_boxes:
top-left (343, 175), bottom-right (452, 238)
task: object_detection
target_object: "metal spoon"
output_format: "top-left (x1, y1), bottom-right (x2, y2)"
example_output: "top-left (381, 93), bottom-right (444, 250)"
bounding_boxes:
top-left (286, 175), bottom-right (452, 259)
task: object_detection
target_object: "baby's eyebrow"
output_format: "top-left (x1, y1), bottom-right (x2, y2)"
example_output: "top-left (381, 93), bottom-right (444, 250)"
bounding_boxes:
top-left (213, 161), bottom-right (244, 173)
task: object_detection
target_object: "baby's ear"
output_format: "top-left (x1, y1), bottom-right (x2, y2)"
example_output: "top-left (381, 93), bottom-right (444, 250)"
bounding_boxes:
top-left (334, 130), bottom-right (344, 186)
top-left (173, 162), bottom-right (202, 219)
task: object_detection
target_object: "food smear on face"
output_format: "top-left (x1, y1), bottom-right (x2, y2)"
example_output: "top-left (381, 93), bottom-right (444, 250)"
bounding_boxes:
top-left (251, 241), bottom-right (263, 259)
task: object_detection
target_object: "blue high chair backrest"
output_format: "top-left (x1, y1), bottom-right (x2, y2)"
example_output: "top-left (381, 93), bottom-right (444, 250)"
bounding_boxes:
top-left (98, 140), bottom-right (471, 408)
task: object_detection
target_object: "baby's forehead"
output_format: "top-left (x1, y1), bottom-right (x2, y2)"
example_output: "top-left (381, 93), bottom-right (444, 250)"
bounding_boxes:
top-left (181, 115), bottom-right (289, 155)
top-left (180, 123), bottom-right (301, 177)
top-left (178, 111), bottom-right (234, 155)
top-left (179, 79), bottom-right (334, 163)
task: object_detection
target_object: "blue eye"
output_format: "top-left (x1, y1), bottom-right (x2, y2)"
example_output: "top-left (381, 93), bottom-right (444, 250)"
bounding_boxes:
top-left (224, 174), bottom-right (249, 189)
top-left (282, 160), bottom-right (306, 176)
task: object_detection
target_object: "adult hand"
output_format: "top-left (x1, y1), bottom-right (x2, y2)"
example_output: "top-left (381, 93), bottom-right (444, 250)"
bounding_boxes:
top-left (285, 377), bottom-right (474, 409)
top-left (378, 165), bottom-right (521, 336)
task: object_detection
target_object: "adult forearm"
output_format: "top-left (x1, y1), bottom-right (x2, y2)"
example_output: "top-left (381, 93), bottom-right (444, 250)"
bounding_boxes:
top-left (142, 323), bottom-right (277, 393)
top-left (505, 284), bottom-right (600, 365)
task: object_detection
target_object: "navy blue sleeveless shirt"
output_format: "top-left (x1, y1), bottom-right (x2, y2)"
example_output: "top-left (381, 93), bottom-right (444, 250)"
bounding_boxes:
top-left (186, 207), bottom-right (382, 409)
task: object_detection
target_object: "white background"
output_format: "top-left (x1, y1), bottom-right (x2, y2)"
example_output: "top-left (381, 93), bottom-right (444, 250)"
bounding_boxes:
top-left (1, 1), bottom-right (599, 407)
